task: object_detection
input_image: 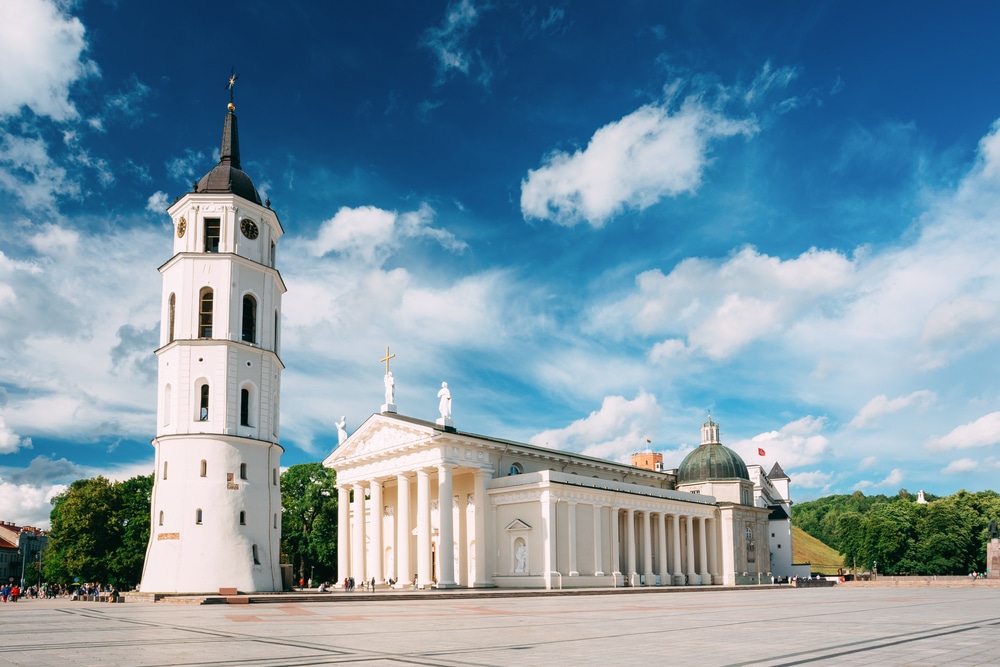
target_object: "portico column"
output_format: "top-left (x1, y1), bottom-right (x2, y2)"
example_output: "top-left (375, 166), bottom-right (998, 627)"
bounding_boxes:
top-left (610, 507), bottom-right (621, 580)
top-left (708, 517), bottom-right (720, 584)
top-left (686, 515), bottom-right (697, 584)
top-left (626, 508), bottom-right (637, 584)
top-left (657, 512), bottom-right (668, 585)
top-left (337, 485), bottom-right (350, 585)
top-left (416, 469), bottom-right (431, 588)
top-left (672, 513), bottom-right (684, 585)
top-left (352, 483), bottom-right (367, 581)
top-left (370, 480), bottom-right (383, 584)
top-left (593, 505), bottom-right (605, 576)
top-left (436, 464), bottom-right (456, 587)
top-left (567, 501), bottom-right (579, 576)
top-left (395, 474), bottom-right (411, 588)
top-left (542, 490), bottom-right (557, 589)
top-left (698, 516), bottom-right (709, 584)
top-left (473, 470), bottom-right (488, 586)
top-left (642, 510), bottom-right (653, 584)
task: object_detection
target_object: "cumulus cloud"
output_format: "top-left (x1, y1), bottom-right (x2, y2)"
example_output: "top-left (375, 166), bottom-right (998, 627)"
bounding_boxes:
top-left (790, 470), bottom-right (833, 489)
top-left (521, 96), bottom-right (756, 228)
top-left (0, 415), bottom-right (31, 454)
top-left (0, 0), bottom-right (99, 121)
top-left (854, 468), bottom-right (904, 491)
top-left (941, 458), bottom-right (979, 474)
top-left (859, 456), bottom-right (878, 470)
top-left (146, 190), bottom-right (169, 212)
top-left (927, 412), bottom-right (1000, 452)
top-left (595, 246), bottom-right (855, 360)
top-left (528, 390), bottom-right (662, 462)
top-left (311, 203), bottom-right (466, 263)
top-left (0, 134), bottom-right (82, 210)
top-left (730, 416), bottom-right (829, 469)
top-left (848, 390), bottom-right (935, 428)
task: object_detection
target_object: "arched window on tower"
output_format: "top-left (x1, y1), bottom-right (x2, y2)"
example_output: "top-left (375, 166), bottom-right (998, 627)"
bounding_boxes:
top-left (196, 508), bottom-right (203, 525)
top-left (162, 384), bottom-right (171, 427)
top-left (240, 387), bottom-right (251, 426)
top-left (204, 218), bottom-right (220, 253)
top-left (168, 293), bottom-right (176, 343)
top-left (199, 288), bottom-right (213, 338)
top-left (199, 384), bottom-right (210, 421)
top-left (242, 294), bottom-right (257, 344)
top-left (274, 309), bottom-right (280, 352)
top-left (240, 462), bottom-right (248, 480)
top-left (200, 460), bottom-right (207, 477)
top-left (270, 241), bottom-right (275, 267)
top-left (162, 461), bottom-right (168, 480)
top-left (158, 510), bottom-right (164, 526)
top-left (239, 510), bottom-right (246, 525)
top-left (252, 544), bottom-right (261, 565)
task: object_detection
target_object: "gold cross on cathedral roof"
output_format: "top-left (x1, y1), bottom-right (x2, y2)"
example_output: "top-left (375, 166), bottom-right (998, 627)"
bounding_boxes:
top-left (227, 67), bottom-right (240, 106)
top-left (380, 346), bottom-right (396, 374)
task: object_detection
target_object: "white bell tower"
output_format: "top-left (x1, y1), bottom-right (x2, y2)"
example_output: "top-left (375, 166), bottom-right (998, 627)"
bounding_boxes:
top-left (140, 93), bottom-right (285, 593)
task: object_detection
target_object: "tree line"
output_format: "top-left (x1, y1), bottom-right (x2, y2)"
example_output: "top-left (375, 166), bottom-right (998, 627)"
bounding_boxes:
top-left (40, 463), bottom-right (338, 589)
top-left (793, 489), bottom-right (1000, 576)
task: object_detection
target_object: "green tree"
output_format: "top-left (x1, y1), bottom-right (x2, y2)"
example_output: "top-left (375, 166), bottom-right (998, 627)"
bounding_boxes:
top-left (280, 463), bottom-right (338, 583)
top-left (44, 474), bottom-right (153, 588)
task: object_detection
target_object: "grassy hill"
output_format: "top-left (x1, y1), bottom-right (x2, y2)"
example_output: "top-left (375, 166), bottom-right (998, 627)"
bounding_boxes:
top-left (792, 526), bottom-right (844, 575)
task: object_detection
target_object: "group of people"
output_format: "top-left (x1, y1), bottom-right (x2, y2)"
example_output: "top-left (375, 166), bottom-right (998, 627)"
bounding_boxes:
top-left (340, 576), bottom-right (378, 591)
top-left (1, 584), bottom-right (21, 602)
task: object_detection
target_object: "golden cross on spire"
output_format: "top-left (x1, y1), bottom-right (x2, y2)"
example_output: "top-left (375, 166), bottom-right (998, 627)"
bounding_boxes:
top-left (227, 67), bottom-right (240, 107)
top-left (380, 345), bottom-right (396, 374)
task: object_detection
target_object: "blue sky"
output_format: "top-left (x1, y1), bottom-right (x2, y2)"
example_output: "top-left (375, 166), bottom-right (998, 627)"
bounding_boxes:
top-left (3, 0), bottom-right (1000, 527)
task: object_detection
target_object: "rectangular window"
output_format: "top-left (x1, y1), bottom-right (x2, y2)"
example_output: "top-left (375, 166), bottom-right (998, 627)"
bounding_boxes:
top-left (204, 218), bottom-right (220, 253)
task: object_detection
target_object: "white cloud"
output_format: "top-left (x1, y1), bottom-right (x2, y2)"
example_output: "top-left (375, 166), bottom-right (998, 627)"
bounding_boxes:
top-left (859, 456), bottom-right (878, 470)
top-left (0, 415), bottom-right (31, 454)
top-left (927, 412), bottom-right (1000, 452)
top-left (521, 96), bottom-right (756, 228)
top-left (0, 0), bottom-right (99, 121)
top-left (854, 468), bottom-right (904, 491)
top-left (528, 390), bottom-right (662, 462)
top-left (421, 0), bottom-right (490, 86)
top-left (790, 470), bottom-right (833, 489)
top-left (730, 416), bottom-right (829, 469)
top-left (593, 246), bottom-right (855, 359)
top-left (146, 191), bottom-right (169, 212)
top-left (744, 60), bottom-right (801, 105)
top-left (848, 390), bottom-right (935, 428)
top-left (166, 148), bottom-right (208, 184)
top-left (0, 133), bottom-right (81, 209)
top-left (941, 458), bottom-right (979, 474)
top-left (27, 222), bottom-right (78, 256)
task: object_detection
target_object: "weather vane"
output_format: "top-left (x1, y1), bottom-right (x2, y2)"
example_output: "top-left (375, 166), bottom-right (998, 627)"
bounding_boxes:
top-left (227, 67), bottom-right (240, 108)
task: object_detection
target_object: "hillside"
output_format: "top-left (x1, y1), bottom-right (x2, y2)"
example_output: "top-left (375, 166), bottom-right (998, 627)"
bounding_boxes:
top-left (792, 526), bottom-right (844, 575)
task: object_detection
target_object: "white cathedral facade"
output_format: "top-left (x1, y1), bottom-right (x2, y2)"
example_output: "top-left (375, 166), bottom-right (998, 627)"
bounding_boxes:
top-left (140, 99), bottom-right (285, 593)
top-left (324, 408), bottom-right (805, 589)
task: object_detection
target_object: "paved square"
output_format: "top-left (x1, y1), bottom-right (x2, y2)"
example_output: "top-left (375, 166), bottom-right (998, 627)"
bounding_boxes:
top-left (1, 587), bottom-right (999, 666)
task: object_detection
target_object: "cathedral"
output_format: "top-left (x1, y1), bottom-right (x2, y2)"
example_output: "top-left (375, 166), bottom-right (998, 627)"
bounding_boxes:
top-left (139, 89), bottom-right (804, 593)
top-left (324, 406), bottom-right (807, 589)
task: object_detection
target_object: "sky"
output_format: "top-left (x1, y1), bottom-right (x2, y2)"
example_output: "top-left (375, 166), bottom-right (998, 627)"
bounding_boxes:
top-left (3, 0), bottom-right (1000, 528)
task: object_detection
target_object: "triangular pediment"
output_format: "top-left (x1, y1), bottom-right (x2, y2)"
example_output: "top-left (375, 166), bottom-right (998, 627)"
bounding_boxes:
top-left (505, 519), bottom-right (532, 531)
top-left (323, 413), bottom-right (435, 466)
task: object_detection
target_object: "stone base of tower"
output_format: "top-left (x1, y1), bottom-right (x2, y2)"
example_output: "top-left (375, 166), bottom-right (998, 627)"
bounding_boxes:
top-left (140, 433), bottom-right (284, 594)
top-left (988, 539), bottom-right (1000, 579)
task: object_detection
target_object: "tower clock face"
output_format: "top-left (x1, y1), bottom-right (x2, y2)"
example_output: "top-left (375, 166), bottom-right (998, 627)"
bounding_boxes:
top-left (240, 218), bottom-right (259, 240)
top-left (177, 217), bottom-right (186, 238)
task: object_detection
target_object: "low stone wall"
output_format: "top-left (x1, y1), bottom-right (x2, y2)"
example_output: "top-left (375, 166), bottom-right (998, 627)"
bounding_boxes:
top-left (841, 576), bottom-right (1000, 587)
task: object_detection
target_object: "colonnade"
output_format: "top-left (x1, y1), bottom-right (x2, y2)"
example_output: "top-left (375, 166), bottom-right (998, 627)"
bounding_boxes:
top-left (337, 465), bottom-right (488, 588)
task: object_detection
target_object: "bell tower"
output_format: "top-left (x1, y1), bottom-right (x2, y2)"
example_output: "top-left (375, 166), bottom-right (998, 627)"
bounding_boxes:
top-left (140, 89), bottom-right (285, 593)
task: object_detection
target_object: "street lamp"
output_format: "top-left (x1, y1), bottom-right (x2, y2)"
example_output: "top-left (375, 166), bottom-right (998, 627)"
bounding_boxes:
top-left (18, 548), bottom-right (27, 589)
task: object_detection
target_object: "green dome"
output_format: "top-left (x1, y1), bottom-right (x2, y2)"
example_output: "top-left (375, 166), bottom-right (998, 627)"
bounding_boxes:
top-left (677, 443), bottom-right (750, 484)
top-left (676, 417), bottom-right (749, 484)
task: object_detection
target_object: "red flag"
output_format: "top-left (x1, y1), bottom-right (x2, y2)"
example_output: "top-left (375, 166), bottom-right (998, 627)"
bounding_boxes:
top-left (757, 448), bottom-right (766, 456)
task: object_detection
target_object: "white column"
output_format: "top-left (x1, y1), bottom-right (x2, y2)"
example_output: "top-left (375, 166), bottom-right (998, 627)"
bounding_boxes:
top-left (473, 470), bottom-right (488, 587)
top-left (370, 480), bottom-right (383, 585)
top-left (708, 516), bottom-right (720, 584)
top-left (698, 516), bottom-right (709, 584)
top-left (337, 485), bottom-right (350, 586)
top-left (626, 508), bottom-right (637, 584)
top-left (686, 515), bottom-right (697, 584)
top-left (352, 483), bottom-right (367, 582)
top-left (416, 469), bottom-right (431, 588)
top-left (672, 513), bottom-right (683, 585)
top-left (593, 505), bottom-right (604, 576)
top-left (567, 501), bottom-right (579, 576)
top-left (395, 474), bottom-right (411, 589)
top-left (610, 507), bottom-right (621, 579)
top-left (542, 490), bottom-right (557, 589)
top-left (657, 512), bottom-right (667, 585)
top-left (642, 510), bottom-right (653, 584)
top-left (436, 464), bottom-right (456, 587)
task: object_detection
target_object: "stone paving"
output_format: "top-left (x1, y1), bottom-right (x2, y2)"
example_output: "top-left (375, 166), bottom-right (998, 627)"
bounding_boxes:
top-left (1, 585), bottom-right (999, 666)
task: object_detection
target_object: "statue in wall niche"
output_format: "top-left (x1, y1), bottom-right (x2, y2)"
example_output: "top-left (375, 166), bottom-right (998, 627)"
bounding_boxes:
top-left (437, 382), bottom-right (452, 419)
top-left (384, 371), bottom-right (395, 405)
top-left (989, 519), bottom-right (999, 540)
top-left (336, 416), bottom-right (347, 445)
top-left (515, 543), bottom-right (527, 573)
